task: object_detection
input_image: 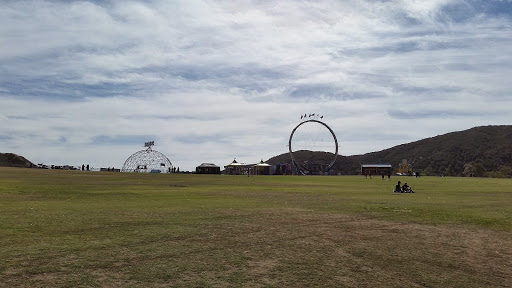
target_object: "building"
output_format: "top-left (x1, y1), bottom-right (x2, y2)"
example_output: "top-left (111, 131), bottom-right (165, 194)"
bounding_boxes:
top-left (196, 163), bottom-right (221, 174)
top-left (361, 164), bottom-right (392, 176)
top-left (224, 158), bottom-right (278, 176)
top-left (224, 159), bottom-right (246, 175)
top-left (252, 160), bottom-right (271, 175)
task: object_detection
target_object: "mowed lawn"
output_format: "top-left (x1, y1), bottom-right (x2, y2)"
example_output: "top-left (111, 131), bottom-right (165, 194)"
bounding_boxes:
top-left (1, 167), bottom-right (511, 287)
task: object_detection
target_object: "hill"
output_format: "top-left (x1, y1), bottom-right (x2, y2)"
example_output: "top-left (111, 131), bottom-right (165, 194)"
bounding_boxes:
top-left (268, 125), bottom-right (512, 177)
top-left (0, 153), bottom-right (34, 168)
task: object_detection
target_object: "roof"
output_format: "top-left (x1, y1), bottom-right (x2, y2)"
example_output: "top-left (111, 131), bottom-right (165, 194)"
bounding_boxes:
top-left (255, 159), bottom-right (271, 167)
top-left (225, 158), bottom-right (243, 167)
top-left (361, 164), bottom-right (392, 168)
top-left (197, 163), bottom-right (219, 168)
top-left (255, 163), bottom-right (271, 166)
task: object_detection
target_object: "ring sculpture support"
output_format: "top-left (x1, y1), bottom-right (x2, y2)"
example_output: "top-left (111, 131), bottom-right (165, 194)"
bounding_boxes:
top-left (288, 119), bottom-right (338, 175)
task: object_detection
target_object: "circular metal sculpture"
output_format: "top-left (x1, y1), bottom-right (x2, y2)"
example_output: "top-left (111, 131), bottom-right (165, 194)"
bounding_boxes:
top-left (121, 142), bottom-right (173, 173)
top-left (288, 119), bottom-right (338, 175)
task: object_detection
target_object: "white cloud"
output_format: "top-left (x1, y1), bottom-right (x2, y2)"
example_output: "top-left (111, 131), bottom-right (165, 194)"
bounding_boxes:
top-left (1, 0), bottom-right (511, 170)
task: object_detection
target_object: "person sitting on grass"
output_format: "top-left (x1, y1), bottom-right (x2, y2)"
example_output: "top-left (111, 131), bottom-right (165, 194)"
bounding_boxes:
top-left (402, 182), bottom-right (414, 193)
top-left (394, 181), bottom-right (401, 193)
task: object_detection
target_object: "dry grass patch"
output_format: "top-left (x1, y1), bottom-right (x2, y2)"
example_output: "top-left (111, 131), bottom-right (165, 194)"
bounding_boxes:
top-left (1, 169), bottom-right (511, 287)
top-left (3, 207), bottom-right (510, 287)
top-left (190, 209), bottom-right (512, 287)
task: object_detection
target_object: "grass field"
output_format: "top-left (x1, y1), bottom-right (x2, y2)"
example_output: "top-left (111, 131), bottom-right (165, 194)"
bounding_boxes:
top-left (1, 167), bottom-right (511, 287)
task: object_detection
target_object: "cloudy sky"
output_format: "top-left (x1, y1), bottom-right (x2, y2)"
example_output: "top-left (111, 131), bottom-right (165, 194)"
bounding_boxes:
top-left (1, 0), bottom-right (511, 171)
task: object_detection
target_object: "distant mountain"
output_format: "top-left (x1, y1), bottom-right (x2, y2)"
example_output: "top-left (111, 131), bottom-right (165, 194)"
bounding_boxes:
top-left (0, 153), bottom-right (34, 168)
top-left (267, 125), bottom-right (512, 177)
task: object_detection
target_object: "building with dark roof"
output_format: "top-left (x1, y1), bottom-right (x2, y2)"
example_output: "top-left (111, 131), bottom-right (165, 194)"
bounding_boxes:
top-left (361, 164), bottom-right (392, 176)
top-left (196, 163), bottom-right (221, 174)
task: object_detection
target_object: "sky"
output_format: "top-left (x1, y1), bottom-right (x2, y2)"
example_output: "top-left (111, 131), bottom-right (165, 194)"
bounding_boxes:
top-left (1, 0), bottom-right (511, 171)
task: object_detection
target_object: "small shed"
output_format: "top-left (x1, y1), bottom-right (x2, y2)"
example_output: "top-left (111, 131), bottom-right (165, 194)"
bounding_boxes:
top-left (196, 163), bottom-right (221, 174)
top-left (361, 164), bottom-right (392, 176)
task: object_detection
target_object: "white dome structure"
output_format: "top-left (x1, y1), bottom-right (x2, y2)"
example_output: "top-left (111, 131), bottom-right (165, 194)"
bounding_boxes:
top-left (121, 144), bottom-right (173, 173)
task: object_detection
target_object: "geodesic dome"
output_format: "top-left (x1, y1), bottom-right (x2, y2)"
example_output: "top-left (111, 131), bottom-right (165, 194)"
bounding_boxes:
top-left (121, 147), bottom-right (173, 173)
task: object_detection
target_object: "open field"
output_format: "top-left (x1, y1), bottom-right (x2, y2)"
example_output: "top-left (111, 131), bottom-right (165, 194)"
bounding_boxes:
top-left (1, 167), bottom-right (511, 287)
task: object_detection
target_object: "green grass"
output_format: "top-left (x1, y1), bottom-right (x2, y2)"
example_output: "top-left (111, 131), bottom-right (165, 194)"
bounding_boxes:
top-left (1, 167), bottom-right (511, 287)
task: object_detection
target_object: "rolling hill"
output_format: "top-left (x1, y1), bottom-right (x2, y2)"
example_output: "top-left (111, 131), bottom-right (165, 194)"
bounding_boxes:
top-left (0, 153), bottom-right (34, 168)
top-left (3, 125), bottom-right (512, 177)
top-left (267, 125), bottom-right (512, 177)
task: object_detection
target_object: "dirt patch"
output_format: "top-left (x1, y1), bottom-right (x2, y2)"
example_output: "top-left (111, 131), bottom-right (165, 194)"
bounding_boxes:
top-left (200, 209), bottom-right (512, 287)
top-left (3, 208), bottom-right (510, 287)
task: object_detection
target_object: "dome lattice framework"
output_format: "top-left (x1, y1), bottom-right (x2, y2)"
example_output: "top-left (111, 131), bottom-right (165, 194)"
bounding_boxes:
top-left (121, 142), bottom-right (173, 173)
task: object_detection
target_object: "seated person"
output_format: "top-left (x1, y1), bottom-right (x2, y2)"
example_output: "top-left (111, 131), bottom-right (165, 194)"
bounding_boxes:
top-left (402, 182), bottom-right (411, 192)
top-left (394, 181), bottom-right (401, 192)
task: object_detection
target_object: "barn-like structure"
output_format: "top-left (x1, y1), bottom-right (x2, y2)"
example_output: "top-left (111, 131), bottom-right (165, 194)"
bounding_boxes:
top-left (361, 164), bottom-right (392, 176)
top-left (196, 163), bottom-right (221, 174)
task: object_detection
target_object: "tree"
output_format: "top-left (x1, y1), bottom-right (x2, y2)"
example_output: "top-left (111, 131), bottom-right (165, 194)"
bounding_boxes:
top-left (463, 163), bottom-right (474, 177)
top-left (498, 165), bottom-right (512, 178)
top-left (473, 163), bottom-right (485, 177)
